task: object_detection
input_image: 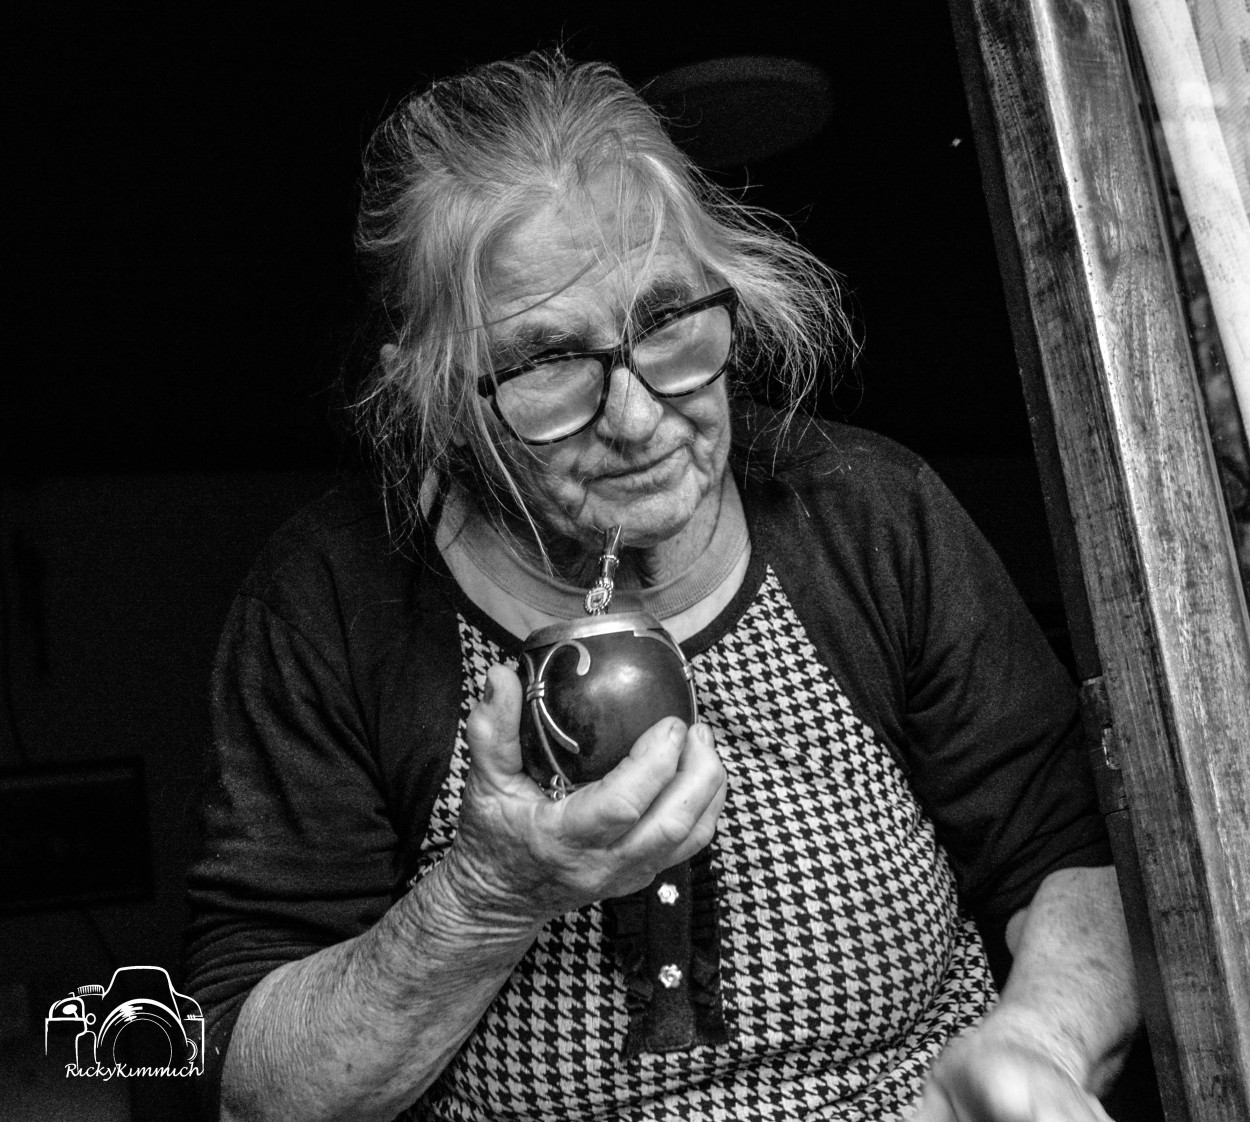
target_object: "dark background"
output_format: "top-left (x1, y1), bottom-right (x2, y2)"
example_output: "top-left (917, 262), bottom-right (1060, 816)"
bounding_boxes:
top-left (1, 4), bottom-right (1060, 1118)
top-left (5, 2), bottom-right (1035, 475)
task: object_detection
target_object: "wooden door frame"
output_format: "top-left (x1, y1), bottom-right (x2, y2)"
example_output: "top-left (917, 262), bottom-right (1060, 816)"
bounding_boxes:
top-left (946, 0), bottom-right (1250, 1118)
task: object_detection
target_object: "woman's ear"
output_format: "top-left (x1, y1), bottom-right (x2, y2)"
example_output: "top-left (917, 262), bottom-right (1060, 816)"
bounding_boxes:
top-left (380, 343), bottom-right (399, 369)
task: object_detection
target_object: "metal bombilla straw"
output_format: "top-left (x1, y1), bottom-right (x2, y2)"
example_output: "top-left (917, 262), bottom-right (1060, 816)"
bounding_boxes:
top-left (584, 526), bottom-right (624, 616)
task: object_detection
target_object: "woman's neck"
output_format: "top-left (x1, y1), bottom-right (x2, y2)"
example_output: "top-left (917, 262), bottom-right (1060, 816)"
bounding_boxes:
top-left (435, 473), bottom-right (751, 642)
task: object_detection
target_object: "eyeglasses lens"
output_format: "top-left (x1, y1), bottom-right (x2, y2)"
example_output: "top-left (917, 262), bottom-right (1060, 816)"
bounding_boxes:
top-left (496, 359), bottom-right (604, 445)
top-left (495, 303), bottom-right (732, 443)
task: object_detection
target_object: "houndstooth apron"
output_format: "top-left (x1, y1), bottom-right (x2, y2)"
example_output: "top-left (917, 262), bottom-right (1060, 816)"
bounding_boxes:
top-left (407, 568), bottom-right (995, 1121)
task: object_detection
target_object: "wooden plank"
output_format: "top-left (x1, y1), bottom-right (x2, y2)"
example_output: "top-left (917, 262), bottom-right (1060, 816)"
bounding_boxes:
top-left (946, 0), bottom-right (1250, 1118)
top-left (1126, 0), bottom-right (1250, 439)
top-left (947, 9), bottom-right (1194, 1114)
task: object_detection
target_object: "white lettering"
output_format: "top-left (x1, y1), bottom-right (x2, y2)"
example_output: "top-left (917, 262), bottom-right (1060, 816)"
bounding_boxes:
top-left (63, 1060), bottom-right (198, 1079)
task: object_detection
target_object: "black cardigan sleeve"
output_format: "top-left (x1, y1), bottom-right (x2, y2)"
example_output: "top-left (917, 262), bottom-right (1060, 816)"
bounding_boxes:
top-left (898, 462), bottom-right (1109, 921)
top-left (181, 484), bottom-right (432, 1117)
top-left (183, 484), bottom-right (467, 1119)
top-left (754, 426), bottom-right (1110, 932)
top-left (183, 584), bottom-right (402, 1115)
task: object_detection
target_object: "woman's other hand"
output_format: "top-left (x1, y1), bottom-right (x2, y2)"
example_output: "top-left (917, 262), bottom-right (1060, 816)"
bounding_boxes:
top-left (444, 662), bottom-right (728, 929)
top-left (912, 1021), bottom-right (1115, 1121)
top-left (913, 864), bottom-right (1136, 1122)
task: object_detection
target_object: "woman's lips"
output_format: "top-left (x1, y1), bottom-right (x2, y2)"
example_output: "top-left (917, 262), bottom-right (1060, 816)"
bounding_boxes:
top-left (589, 448), bottom-right (683, 491)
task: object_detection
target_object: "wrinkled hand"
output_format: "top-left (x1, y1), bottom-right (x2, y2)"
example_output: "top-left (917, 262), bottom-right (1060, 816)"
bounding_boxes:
top-left (914, 1020), bottom-right (1112, 1122)
top-left (445, 663), bottom-right (728, 928)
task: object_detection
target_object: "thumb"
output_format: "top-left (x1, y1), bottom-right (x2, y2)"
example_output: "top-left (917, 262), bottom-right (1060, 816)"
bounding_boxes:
top-left (465, 663), bottom-right (525, 782)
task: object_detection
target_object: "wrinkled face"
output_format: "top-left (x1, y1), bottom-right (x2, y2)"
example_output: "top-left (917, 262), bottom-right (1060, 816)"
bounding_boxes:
top-left (481, 184), bottom-right (732, 554)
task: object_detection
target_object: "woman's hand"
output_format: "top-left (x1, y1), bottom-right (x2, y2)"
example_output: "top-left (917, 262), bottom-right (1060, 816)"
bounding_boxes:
top-left (912, 1017), bottom-right (1115, 1121)
top-left (443, 662), bottom-right (728, 929)
top-left (914, 865), bottom-right (1137, 1122)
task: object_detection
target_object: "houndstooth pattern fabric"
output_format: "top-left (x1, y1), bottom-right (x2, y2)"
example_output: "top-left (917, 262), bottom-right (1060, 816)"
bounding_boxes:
top-left (407, 568), bottom-right (996, 1121)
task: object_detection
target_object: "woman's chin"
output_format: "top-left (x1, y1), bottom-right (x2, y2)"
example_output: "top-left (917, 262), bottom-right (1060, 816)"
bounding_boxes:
top-left (587, 501), bottom-right (695, 551)
top-left (529, 468), bottom-right (722, 561)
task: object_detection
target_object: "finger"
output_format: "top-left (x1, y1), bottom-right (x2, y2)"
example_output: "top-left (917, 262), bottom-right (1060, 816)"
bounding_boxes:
top-left (595, 744), bottom-right (727, 899)
top-left (560, 716), bottom-right (687, 842)
top-left (972, 1070), bottom-right (1035, 1122)
top-left (464, 664), bottom-right (526, 786)
top-left (593, 723), bottom-right (726, 877)
top-left (630, 723), bottom-right (726, 855)
top-left (1030, 1083), bottom-right (1113, 1122)
top-left (664, 746), bottom-right (729, 865)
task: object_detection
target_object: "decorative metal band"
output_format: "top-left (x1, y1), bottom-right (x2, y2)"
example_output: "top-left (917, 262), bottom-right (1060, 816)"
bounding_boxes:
top-left (584, 578), bottom-right (614, 615)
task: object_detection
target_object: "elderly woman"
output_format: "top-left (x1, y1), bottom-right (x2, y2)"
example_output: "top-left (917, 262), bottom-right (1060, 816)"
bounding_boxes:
top-left (185, 52), bottom-right (1138, 1122)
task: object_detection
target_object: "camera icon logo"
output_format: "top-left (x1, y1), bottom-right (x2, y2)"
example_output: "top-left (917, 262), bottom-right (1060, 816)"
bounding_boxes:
top-left (45, 966), bottom-right (204, 1075)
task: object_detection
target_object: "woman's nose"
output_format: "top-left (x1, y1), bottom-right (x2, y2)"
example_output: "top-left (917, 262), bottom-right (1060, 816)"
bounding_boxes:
top-left (595, 363), bottom-right (663, 444)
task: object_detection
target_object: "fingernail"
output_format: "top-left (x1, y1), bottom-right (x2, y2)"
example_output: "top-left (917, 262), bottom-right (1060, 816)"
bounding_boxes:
top-left (694, 723), bottom-right (712, 746)
top-left (483, 676), bottom-right (494, 704)
top-left (668, 719), bottom-right (686, 745)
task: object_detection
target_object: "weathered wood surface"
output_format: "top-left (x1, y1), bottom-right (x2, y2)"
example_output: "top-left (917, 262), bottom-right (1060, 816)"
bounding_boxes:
top-left (949, 5), bottom-right (1195, 1111)
top-left (947, 0), bottom-right (1250, 1118)
top-left (1127, 0), bottom-right (1250, 447)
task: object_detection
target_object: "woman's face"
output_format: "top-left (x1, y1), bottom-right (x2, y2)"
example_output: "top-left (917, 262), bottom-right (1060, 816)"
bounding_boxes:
top-left (480, 187), bottom-right (732, 555)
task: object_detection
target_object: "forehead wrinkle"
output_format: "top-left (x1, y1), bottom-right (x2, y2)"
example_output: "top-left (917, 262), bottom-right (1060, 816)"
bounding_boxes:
top-left (483, 254), bottom-right (600, 327)
top-left (491, 269), bottom-right (701, 362)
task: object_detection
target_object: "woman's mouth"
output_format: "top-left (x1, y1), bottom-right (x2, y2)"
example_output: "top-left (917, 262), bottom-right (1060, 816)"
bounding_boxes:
top-left (590, 448), bottom-right (681, 490)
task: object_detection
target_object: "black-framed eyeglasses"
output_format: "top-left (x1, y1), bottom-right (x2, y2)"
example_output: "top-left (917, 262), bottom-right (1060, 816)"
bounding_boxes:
top-left (476, 287), bottom-right (739, 445)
